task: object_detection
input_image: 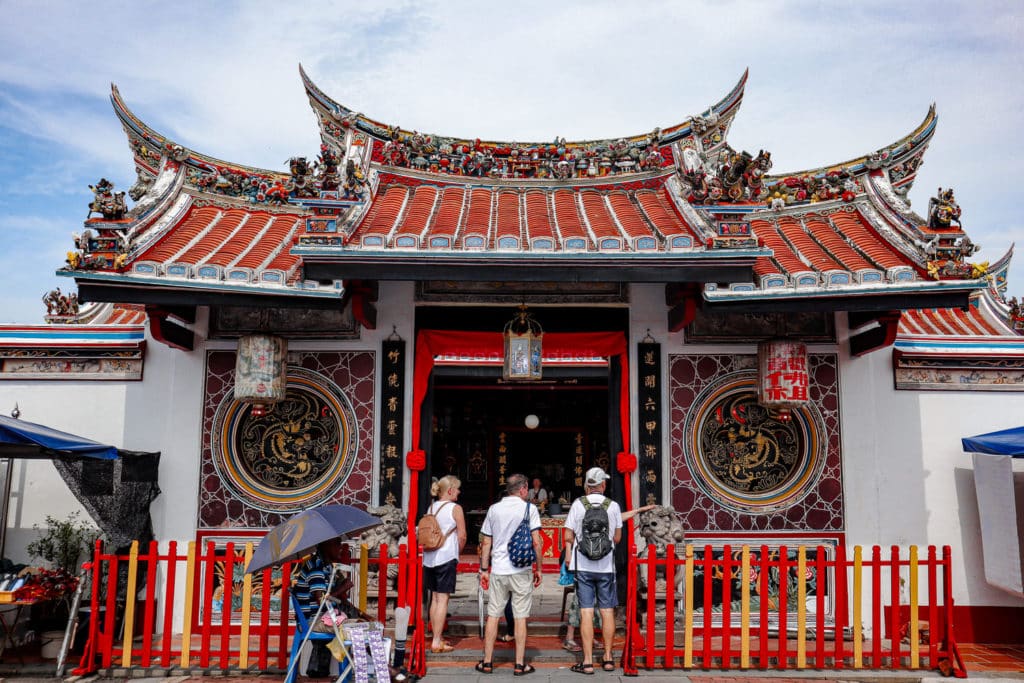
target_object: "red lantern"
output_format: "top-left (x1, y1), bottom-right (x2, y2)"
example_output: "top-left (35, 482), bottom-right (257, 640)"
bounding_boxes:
top-left (757, 339), bottom-right (809, 419)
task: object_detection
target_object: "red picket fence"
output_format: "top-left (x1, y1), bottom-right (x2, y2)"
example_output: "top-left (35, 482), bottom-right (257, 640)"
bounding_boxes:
top-left (73, 539), bottom-right (426, 677)
top-left (623, 544), bottom-right (965, 677)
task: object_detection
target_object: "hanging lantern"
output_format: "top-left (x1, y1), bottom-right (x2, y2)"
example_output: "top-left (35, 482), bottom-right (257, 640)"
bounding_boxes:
top-left (757, 339), bottom-right (809, 421)
top-left (503, 305), bottom-right (543, 381)
top-left (235, 334), bottom-right (288, 417)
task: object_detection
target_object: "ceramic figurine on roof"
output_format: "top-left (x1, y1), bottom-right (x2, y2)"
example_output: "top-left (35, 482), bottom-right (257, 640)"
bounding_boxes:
top-left (42, 288), bottom-right (79, 320)
top-left (286, 157), bottom-right (317, 199)
top-left (927, 187), bottom-right (962, 230)
top-left (86, 178), bottom-right (127, 221)
top-left (1008, 297), bottom-right (1024, 332)
top-left (315, 144), bottom-right (342, 191)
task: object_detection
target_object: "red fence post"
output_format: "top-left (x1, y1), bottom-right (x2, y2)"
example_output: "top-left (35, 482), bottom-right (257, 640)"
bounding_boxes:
top-left (721, 545), bottom-right (733, 669)
top-left (777, 546), bottom-right (788, 669)
top-left (758, 545), bottom-right (769, 669)
top-left (941, 545), bottom-right (967, 678)
top-left (832, 543), bottom-right (848, 669)
top-left (622, 545), bottom-right (639, 675)
top-left (72, 540), bottom-right (104, 675)
top-left (889, 545), bottom-right (901, 669)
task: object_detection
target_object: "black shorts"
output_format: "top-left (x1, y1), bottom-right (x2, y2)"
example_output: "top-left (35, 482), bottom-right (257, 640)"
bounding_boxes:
top-left (424, 558), bottom-right (459, 594)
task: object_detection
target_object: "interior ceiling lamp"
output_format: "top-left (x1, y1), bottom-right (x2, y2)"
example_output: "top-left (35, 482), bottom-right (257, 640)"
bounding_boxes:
top-left (757, 339), bottom-right (809, 421)
top-left (524, 414), bottom-right (540, 430)
top-left (503, 304), bottom-right (543, 381)
top-left (234, 334), bottom-right (288, 417)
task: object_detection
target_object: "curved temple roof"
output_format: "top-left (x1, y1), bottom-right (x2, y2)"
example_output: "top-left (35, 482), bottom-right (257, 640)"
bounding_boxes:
top-left (299, 65), bottom-right (749, 155)
top-left (60, 71), bottom-right (989, 315)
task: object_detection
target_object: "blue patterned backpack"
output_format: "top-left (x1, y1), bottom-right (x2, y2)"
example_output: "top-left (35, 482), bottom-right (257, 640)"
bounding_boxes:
top-left (507, 502), bottom-right (536, 568)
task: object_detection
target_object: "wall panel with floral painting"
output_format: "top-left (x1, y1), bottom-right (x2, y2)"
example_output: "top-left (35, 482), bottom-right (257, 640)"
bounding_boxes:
top-left (200, 350), bottom-right (375, 529)
top-left (668, 354), bottom-right (843, 532)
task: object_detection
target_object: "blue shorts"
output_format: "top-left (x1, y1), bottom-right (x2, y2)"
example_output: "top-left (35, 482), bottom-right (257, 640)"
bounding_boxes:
top-left (575, 571), bottom-right (616, 610)
top-left (424, 559), bottom-right (458, 594)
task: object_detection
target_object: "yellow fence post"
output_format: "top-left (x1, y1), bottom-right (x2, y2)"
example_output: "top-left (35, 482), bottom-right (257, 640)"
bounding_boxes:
top-left (239, 543), bottom-right (255, 669)
top-left (909, 545), bottom-right (919, 668)
top-left (853, 545), bottom-right (863, 668)
top-left (359, 544), bottom-right (370, 614)
top-left (797, 546), bottom-right (807, 668)
top-left (120, 541), bottom-right (140, 668)
top-left (740, 545), bottom-right (750, 668)
top-left (683, 544), bottom-right (694, 668)
top-left (180, 541), bottom-right (197, 668)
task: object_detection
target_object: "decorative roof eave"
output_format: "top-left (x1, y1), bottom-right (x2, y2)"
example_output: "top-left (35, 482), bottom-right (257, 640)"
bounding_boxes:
top-left (111, 85), bottom-right (290, 185)
top-left (0, 324), bottom-right (146, 349)
top-left (894, 335), bottom-right (1024, 356)
top-left (703, 278), bottom-right (984, 309)
top-left (763, 105), bottom-right (937, 189)
top-left (60, 269), bottom-right (346, 303)
top-left (300, 64), bottom-right (748, 152)
top-left (988, 243), bottom-right (1015, 301)
top-left (0, 323), bottom-right (146, 381)
top-left (298, 248), bottom-right (766, 284)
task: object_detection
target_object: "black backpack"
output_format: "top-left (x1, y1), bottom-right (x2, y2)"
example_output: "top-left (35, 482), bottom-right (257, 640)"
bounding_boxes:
top-left (578, 496), bottom-right (613, 561)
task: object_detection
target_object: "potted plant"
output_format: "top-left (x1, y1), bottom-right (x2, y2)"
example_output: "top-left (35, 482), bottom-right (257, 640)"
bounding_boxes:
top-left (25, 511), bottom-right (100, 574)
top-left (20, 512), bottom-right (101, 633)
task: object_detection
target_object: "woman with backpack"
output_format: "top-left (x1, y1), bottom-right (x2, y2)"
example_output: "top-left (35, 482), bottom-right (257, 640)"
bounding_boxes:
top-left (423, 475), bottom-right (467, 653)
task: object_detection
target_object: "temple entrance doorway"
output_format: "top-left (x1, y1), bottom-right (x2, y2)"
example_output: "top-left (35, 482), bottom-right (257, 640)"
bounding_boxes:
top-left (427, 368), bottom-right (611, 553)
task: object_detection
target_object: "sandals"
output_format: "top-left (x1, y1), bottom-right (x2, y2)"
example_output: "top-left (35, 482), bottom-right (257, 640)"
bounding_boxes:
top-left (499, 634), bottom-right (516, 643)
top-left (562, 639), bottom-right (582, 652)
top-left (513, 663), bottom-right (536, 676)
top-left (570, 662), bottom-right (595, 675)
top-left (475, 661), bottom-right (493, 674)
top-left (601, 659), bottom-right (616, 671)
top-left (430, 642), bottom-right (455, 653)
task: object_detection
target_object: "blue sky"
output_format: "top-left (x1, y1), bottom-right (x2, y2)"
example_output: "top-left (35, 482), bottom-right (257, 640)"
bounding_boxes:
top-left (1, 1), bottom-right (1021, 323)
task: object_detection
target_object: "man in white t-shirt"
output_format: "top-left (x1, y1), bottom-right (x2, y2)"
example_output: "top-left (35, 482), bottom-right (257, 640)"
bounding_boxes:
top-left (477, 473), bottom-right (543, 675)
top-left (562, 467), bottom-right (622, 673)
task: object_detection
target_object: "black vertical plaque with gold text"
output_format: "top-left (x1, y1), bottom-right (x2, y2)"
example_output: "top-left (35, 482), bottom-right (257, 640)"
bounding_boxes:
top-left (378, 339), bottom-right (406, 507)
top-left (637, 342), bottom-right (662, 505)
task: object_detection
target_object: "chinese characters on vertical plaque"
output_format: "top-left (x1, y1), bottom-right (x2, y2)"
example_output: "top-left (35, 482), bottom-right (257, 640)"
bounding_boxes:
top-left (497, 431), bottom-right (508, 487)
top-left (637, 342), bottom-right (662, 506)
top-left (377, 339), bottom-right (405, 507)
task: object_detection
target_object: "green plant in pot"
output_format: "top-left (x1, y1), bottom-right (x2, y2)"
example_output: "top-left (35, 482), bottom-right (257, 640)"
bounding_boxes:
top-left (22, 512), bottom-right (101, 629)
top-left (26, 511), bottom-right (99, 574)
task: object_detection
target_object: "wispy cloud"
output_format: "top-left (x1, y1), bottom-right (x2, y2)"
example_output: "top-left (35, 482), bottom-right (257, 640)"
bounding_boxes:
top-left (0, 0), bottom-right (1021, 324)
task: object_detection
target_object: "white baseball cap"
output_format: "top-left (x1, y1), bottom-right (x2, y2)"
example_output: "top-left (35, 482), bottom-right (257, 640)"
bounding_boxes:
top-left (585, 466), bottom-right (610, 487)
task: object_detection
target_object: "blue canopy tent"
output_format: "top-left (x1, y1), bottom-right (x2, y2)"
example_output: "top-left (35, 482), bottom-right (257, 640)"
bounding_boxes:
top-left (961, 425), bottom-right (1024, 457)
top-left (962, 425), bottom-right (1024, 598)
top-left (0, 415), bottom-right (119, 460)
top-left (0, 414), bottom-right (159, 565)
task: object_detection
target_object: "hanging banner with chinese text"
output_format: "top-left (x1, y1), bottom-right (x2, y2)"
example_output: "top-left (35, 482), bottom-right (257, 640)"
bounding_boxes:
top-left (637, 342), bottom-right (662, 505)
top-left (378, 339), bottom-right (405, 507)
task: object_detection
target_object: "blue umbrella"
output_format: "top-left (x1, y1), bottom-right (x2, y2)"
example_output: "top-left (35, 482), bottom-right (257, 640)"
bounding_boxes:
top-left (247, 504), bottom-right (381, 573)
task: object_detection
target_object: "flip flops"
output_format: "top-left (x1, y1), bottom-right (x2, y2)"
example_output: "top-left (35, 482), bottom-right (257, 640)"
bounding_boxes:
top-left (430, 642), bottom-right (455, 653)
top-left (570, 662), bottom-right (595, 675)
top-left (601, 659), bottom-right (616, 671)
top-left (513, 662), bottom-right (536, 676)
top-left (475, 660), bottom-right (493, 674)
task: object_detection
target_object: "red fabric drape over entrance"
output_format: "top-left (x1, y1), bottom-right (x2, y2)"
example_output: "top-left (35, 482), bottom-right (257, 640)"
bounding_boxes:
top-left (406, 330), bottom-right (632, 547)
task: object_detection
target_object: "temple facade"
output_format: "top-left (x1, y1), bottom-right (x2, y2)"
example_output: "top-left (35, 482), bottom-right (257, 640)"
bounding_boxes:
top-left (1, 68), bottom-right (1022, 640)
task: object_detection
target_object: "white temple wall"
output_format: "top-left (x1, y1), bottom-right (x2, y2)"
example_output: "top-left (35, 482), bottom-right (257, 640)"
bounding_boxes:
top-left (0, 382), bottom-right (128, 564)
top-left (839, 339), bottom-right (1024, 609)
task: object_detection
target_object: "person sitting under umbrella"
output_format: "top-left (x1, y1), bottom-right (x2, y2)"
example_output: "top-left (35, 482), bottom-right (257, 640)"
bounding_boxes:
top-left (293, 537), bottom-right (373, 677)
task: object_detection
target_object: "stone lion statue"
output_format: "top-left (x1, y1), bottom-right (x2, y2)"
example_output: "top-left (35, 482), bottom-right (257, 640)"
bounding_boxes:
top-left (358, 504), bottom-right (407, 558)
top-left (634, 505), bottom-right (687, 596)
top-left (355, 504), bottom-right (407, 597)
